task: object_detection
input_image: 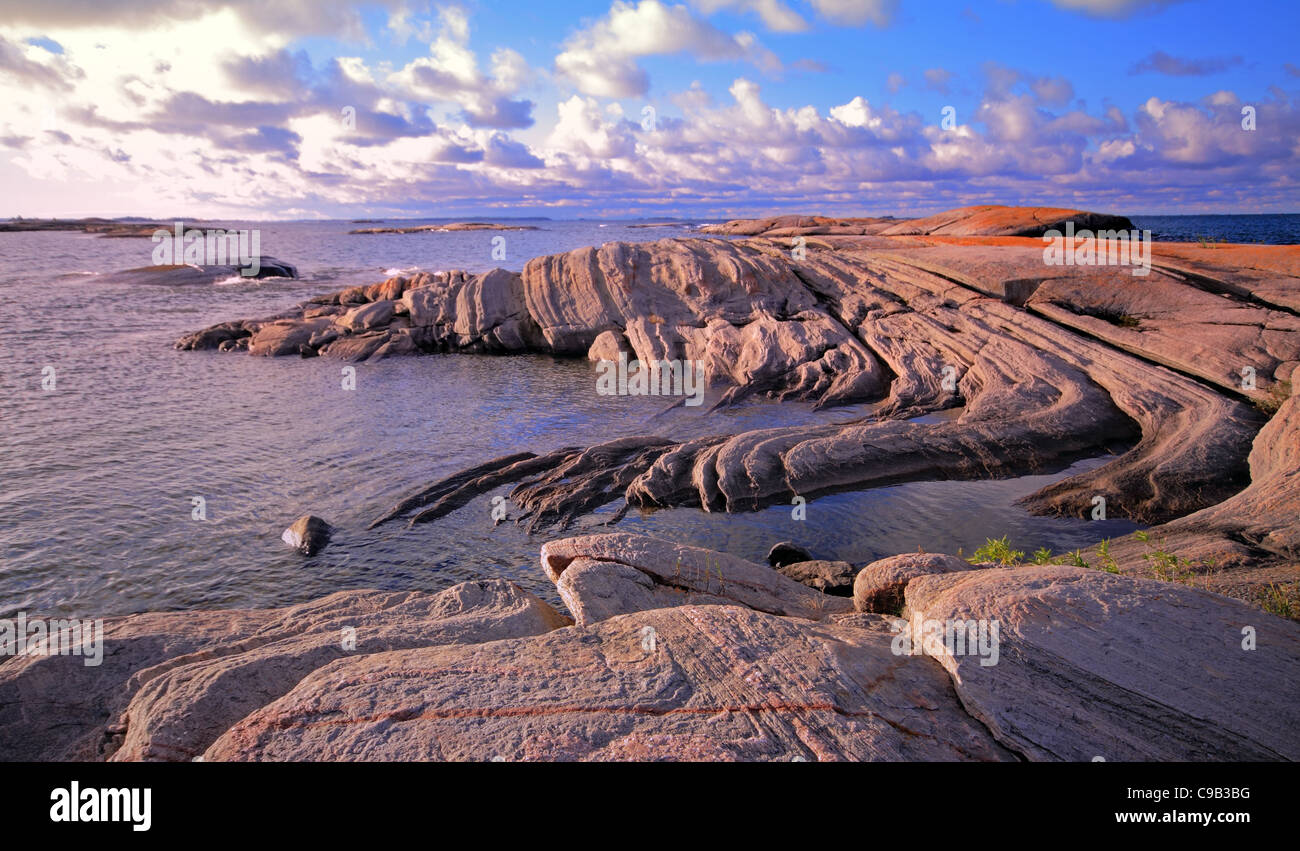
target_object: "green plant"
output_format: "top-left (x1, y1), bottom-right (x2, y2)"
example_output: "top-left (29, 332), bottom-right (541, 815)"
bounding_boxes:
top-left (1095, 538), bottom-right (1121, 573)
top-left (1141, 541), bottom-right (1193, 582)
top-left (970, 535), bottom-right (1024, 566)
top-left (1262, 583), bottom-right (1296, 619)
top-left (1031, 546), bottom-right (1054, 565)
top-left (1062, 549), bottom-right (1090, 568)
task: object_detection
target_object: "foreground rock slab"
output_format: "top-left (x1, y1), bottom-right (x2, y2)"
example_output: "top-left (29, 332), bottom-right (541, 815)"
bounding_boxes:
top-left (204, 605), bottom-right (1017, 762)
top-left (0, 580), bottom-right (568, 761)
top-left (904, 565), bottom-right (1300, 761)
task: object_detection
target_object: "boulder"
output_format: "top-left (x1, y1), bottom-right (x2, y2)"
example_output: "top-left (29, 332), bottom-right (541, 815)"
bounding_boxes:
top-left (281, 515), bottom-right (332, 556)
top-left (587, 329), bottom-right (629, 362)
top-left (540, 533), bottom-right (853, 626)
top-left (767, 541), bottom-right (813, 567)
top-left (337, 299), bottom-right (396, 332)
top-left (854, 552), bottom-right (981, 614)
top-left (248, 318), bottom-right (332, 357)
top-left (776, 559), bottom-right (857, 596)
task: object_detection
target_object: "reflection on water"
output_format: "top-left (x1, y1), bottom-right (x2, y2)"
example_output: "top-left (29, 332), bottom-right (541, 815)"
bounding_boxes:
top-left (1, 220), bottom-right (1138, 619)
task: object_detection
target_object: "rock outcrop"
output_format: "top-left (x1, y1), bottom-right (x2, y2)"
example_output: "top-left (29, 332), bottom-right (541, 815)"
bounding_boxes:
top-left (204, 604), bottom-right (1017, 762)
top-left (178, 206), bottom-right (1299, 603)
top-left (101, 258), bottom-right (297, 286)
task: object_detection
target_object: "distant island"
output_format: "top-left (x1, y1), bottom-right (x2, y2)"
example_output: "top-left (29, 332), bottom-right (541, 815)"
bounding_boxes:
top-left (0, 217), bottom-right (181, 237)
top-left (349, 222), bottom-right (540, 234)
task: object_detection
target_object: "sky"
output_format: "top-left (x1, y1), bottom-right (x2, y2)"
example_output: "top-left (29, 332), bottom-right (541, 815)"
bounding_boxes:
top-left (0, 0), bottom-right (1297, 219)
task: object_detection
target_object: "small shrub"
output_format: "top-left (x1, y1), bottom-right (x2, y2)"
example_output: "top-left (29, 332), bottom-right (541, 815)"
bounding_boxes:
top-left (971, 535), bottom-right (1024, 566)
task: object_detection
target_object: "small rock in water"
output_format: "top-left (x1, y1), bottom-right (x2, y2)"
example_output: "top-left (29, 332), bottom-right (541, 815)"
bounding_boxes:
top-left (767, 541), bottom-right (813, 568)
top-left (281, 515), bottom-right (333, 556)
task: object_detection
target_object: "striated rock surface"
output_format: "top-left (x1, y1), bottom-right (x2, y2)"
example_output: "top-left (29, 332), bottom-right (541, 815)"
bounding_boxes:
top-left (903, 565), bottom-right (1300, 761)
top-left (540, 532), bottom-right (854, 626)
top-left (1078, 391), bottom-right (1299, 606)
top-left (7, 532), bottom-right (1299, 762)
top-left (0, 580), bottom-right (568, 762)
top-left (205, 604), bottom-right (1017, 762)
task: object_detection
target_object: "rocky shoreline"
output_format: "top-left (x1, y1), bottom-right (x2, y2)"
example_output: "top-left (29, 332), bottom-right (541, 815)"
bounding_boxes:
top-left (3, 521), bottom-right (1297, 761)
top-left (7, 204), bottom-right (1295, 762)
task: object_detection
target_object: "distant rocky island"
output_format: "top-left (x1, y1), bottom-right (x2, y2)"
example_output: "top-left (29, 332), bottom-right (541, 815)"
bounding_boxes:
top-left (0, 217), bottom-right (181, 237)
top-left (348, 222), bottom-right (540, 234)
top-left (6, 204), bottom-right (1297, 762)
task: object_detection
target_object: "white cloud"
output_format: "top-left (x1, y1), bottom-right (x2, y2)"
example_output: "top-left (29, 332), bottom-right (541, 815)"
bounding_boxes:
top-left (555, 0), bottom-right (780, 98)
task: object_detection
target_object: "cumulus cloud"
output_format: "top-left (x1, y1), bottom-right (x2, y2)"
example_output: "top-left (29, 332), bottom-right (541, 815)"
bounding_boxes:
top-left (0, 1), bottom-right (1295, 217)
top-left (692, 0), bottom-right (809, 31)
top-left (0, 0), bottom-right (401, 38)
top-left (555, 0), bottom-right (780, 98)
top-left (0, 34), bottom-right (83, 91)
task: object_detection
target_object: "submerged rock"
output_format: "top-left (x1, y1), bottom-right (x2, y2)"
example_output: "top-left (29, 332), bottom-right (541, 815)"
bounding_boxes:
top-left (281, 515), bottom-right (333, 556)
top-left (767, 541), bottom-right (813, 567)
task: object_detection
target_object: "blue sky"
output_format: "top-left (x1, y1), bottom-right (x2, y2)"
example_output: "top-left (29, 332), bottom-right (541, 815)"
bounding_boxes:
top-left (0, 0), bottom-right (1297, 219)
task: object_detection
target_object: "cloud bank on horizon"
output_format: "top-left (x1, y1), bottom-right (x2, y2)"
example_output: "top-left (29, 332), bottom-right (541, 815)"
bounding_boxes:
top-left (0, 0), bottom-right (1296, 219)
